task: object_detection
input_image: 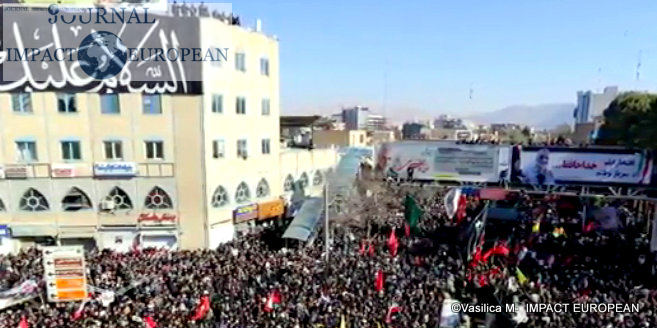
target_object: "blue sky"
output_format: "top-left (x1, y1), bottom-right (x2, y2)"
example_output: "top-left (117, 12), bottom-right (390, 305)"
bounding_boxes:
top-left (225, 0), bottom-right (656, 120)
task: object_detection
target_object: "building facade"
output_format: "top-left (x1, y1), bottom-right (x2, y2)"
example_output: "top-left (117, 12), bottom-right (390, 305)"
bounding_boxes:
top-left (0, 11), bottom-right (338, 253)
top-left (573, 86), bottom-right (619, 124)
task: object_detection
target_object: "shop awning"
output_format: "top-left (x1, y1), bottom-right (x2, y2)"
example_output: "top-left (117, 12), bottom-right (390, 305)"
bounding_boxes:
top-left (282, 197), bottom-right (324, 242)
top-left (10, 225), bottom-right (57, 237)
top-left (58, 226), bottom-right (96, 239)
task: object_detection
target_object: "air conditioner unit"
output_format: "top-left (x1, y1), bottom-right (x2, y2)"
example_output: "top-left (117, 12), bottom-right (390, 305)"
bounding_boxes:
top-left (100, 200), bottom-right (116, 211)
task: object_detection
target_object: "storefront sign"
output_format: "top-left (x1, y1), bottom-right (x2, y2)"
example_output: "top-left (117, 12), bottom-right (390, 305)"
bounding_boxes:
top-left (93, 162), bottom-right (137, 177)
top-left (0, 225), bottom-right (9, 237)
top-left (4, 164), bottom-right (28, 179)
top-left (42, 246), bottom-right (88, 302)
top-left (51, 164), bottom-right (77, 178)
top-left (258, 199), bottom-right (285, 220)
top-left (138, 213), bottom-right (177, 224)
top-left (234, 204), bottom-right (258, 223)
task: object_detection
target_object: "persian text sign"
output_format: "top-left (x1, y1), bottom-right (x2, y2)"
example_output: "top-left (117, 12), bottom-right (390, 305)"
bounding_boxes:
top-left (93, 162), bottom-right (137, 177)
top-left (518, 149), bottom-right (652, 185)
top-left (234, 204), bottom-right (258, 223)
top-left (42, 246), bottom-right (88, 302)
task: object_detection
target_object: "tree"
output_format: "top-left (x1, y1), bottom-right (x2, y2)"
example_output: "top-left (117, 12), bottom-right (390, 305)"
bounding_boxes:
top-left (598, 92), bottom-right (657, 149)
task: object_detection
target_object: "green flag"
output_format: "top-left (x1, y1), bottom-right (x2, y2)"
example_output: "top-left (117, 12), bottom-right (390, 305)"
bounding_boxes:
top-left (404, 194), bottom-right (423, 233)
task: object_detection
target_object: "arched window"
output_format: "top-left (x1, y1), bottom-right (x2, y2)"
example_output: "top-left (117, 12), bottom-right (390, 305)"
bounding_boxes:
top-left (19, 188), bottom-right (49, 211)
top-left (283, 174), bottom-right (294, 192)
top-left (235, 182), bottom-right (251, 204)
top-left (313, 171), bottom-right (323, 186)
top-left (211, 186), bottom-right (229, 208)
top-left (103, 187), bottom-right (133, 210)
top-left (144, 186), bottom-right (173, 209)
top-left (62, 187), bottom-right (92, 211)
top-left (298, 172), bottom-right (309, 189)
top-left (256, 179), bottom-right (270, 198)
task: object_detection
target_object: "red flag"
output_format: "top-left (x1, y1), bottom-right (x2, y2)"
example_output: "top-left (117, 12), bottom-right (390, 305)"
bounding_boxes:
top-left (404, 223), bottom-right (410, 237)
top-left (385, 304), bottom-right (402, 323)
top-left (583, 221), bottom-right (596, 233)
top-left (264, 291), bottom-right (281, 312)
top-left (375, 269), bottom-right (384, 293)
top-left (191, 296), bottom-right (210, 320)
top-left (18, 316), bottom-right (28, 328)
top-left (144, 316), bottom-right (158, 328)
top-left (368, 243), bottom-right (375, 256)
top-left (359, 241), bottom-right (366, 255)
top-left (482, 244), bottom-right (510, 262)
top-left (387, 229), bottom-right (398, 257)
top-left (456, 195), bottom-right (467, 223)
top-left (71, 301), bottom-right (86, 321)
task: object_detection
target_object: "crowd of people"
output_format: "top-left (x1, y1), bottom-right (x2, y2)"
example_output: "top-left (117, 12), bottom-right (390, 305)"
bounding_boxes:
top-left (0, 183), bottom-right (656, 328)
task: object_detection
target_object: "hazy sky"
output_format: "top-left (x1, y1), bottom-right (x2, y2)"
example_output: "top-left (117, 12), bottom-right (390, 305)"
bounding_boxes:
top-left (224, 0), bottom-right (657, 119)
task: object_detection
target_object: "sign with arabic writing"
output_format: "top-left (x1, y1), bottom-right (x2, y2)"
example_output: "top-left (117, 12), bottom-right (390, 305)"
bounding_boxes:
top-left (1, 4), bottom-right (205, 94)
top-left (517, 148), bottom-right (652, 185)
top-left (376, 141), bottom-right (509, 183)
top-left (93, 162), bottom-right (137, 177)
top-left (234, 204), bottom-right (258, 223)
top-left (42, 246), bottom-right (88, 302)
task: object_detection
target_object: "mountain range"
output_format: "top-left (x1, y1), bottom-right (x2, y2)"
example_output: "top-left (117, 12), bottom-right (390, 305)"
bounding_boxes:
top-left (465, 103), bottom-right (574, 129)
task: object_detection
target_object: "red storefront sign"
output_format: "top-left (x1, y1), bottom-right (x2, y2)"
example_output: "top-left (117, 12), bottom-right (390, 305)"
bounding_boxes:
top-left (138, 213), bottom-right (177, 223)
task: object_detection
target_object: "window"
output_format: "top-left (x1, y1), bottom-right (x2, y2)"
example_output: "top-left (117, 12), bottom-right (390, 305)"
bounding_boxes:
top-left (144, 186), bottom-right (173, 209)
top-left (15, 141), bottom-right (37, 162)
top-left (313, 171), bottom-right (323, 186)
top-left (145, 141), bottom-right (164, 160)
top-left (103, 187), bottom-right (132, 210)
top-left (101, 94), bottom-right (120, 114)
top-left (61, 187), bottom-right (92, 211)
top-left (104, 141), bottom-right (123, 160)
top-left (237, 139), bottom-right (247, 158)
top-left (261, 138), bottom-right (270, 155)
top-left (234, 182), bottom-right (250, 204)
top-left (235, 52), bottom-right (246, 72)
top-left (211, 186), bottom-right (229, 207)
top-left (12, 93), bottom-right (32, 113)
top-left (61, 141), bottom-right (81, 160)
top-left (212, 94), bottom-right (223, 113)
top-left (261, 98), bottom-right (270, 116)
top-left (235, 97), bottom-right (246, 114)
top-left (256, 178), bottom-right (269, 198)
top-left (211, 47), bottom-right (223, 67)
top-left (212, 139), bottom-right (225, 159)
top-left (260, 57), bottom-right (269, 76)
top-left (19, 188), bottom-right (49, 211)
top-left (143, 95), bottom-right (161, 114)
top-left (283, 174), bottom-right (294, 192)
top-left (57, 93), bottom-right (76, 113)
top-left (298, 172), bottom-right (309, 189)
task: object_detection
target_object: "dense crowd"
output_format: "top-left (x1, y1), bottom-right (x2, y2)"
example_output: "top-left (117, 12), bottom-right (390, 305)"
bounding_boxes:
top-left (0, 184), bottom-right (656, 328)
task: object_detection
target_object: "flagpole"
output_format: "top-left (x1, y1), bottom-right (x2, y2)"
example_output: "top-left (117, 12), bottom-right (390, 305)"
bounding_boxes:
top-left (325, 180), bottom-right (330, 263)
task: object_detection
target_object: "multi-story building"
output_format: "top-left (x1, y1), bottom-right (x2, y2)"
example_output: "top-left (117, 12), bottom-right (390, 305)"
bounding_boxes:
top-left (573, 86), bottom-right (619, 124)
top-left (0, 7), bottom-right (337, 253)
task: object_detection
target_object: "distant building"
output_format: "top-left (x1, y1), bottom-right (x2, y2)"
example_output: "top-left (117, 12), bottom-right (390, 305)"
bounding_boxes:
top-left (367, 114), bottom-right (387, 131)
top-left (337, 106), bottom-right (387, 131)
top-left (313, 130), bottom-right (369, 148)
top-left (573, 86), bottom-right (619, 124)
top-left (370, 130), bottom-right (395, 145)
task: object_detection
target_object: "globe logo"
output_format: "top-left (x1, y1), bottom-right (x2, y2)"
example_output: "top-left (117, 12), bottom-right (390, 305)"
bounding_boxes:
top-left (48, 4), bottom-right (59, 15)
top-left (77, 31), bottom-right (127, 80)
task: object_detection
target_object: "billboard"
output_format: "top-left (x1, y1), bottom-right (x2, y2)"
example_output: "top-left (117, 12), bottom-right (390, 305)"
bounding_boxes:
top-left (376, 141), bottom-right (509, 183)
top-left (513, 147), bottom-right (652, 185)
top-left (42, 246), bottom-right (88, 302)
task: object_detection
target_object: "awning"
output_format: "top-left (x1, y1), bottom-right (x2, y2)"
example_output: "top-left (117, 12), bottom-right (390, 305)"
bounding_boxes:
top-left (139, 230), bottom-right (178, 236)
top-left (10, 225), bottom-right (57, 237)
top-left (58, 226), bottom-right (97, 239)
top-left (282, 197), bottom-right (324, 242)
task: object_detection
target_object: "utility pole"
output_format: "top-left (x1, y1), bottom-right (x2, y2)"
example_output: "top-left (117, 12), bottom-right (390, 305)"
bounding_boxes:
top-left (324, 180), bottom-right (330, 263)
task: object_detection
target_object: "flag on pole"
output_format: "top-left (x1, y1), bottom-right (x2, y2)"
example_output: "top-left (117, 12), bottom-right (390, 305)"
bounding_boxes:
top-left (444, 188), bottom-right (461, 218)
top-left (71, 301), bottom-right (86, 321)
top-left (464, 203), bottom-right (488, 261)
top-left (456, 194), bottom-right (468, 223)
top-left (385, 304), bottom-right (402, 323)
top-left (340, 315), bottom-right (347, 328)
top-left (531, 220), bottom-right (541, 233)
top-left (144, 316), bottom-right (158, 328)
top-left (18, 316), bottom-right (28, 328)
top-left (516, 268), bottom-right (528, 285)
top-left (387, 229), bottom-right (398, 257)
top-left (404, 194), bottom-right (423, 234)
top-left (375, 269), bottom-right (384, 293)
top-left (191, 295), bottom-right (210, 320)
top-left (263, 291), bottom-right (281, 313)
